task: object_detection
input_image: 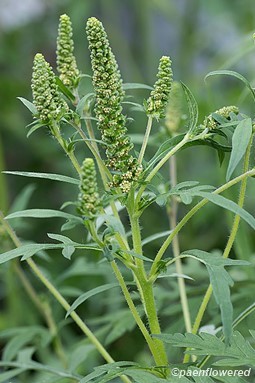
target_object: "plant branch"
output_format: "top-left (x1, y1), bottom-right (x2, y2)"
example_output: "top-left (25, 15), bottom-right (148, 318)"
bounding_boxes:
top-left (0, 211), bottom-right (132, 383)
top-left (138, 116), bottom-right (153, 164)
top-left (150, 168), bottom-right (255, 278)
top-left (184, 136), bottom-right (253, 363)
top-left (136, 133), bottom-right (190, 203)
top-left (168, 156), bottom-right (192, 334)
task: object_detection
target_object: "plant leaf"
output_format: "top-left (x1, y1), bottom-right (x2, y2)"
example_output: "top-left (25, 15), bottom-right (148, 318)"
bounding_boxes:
top-left (5, 209), bottom-right (82, 222)
top-left (26, 121), bottom-right (45, 137)
top-left (142, 230), bottom-right (172, 246)
top-left (226, 118), bottom-right (252, 181)
top-left (55, 77), bottom-right (75, 101)
top-left (181, 249), bottom-right (249, 343)
top-left (184, 191), bottom-right (255, 231)
top-left (181, 82), bottom-right (198, 135)
top-left (154, 331), bottom-right (255, 367)
top-left (0, 361), bottom-right (81, 380)
top-left (0, 243), bottom-right (100, 264)
top-left (123, 83), bottom-right (153, 90)
top-left (66, 283), bottom-right (119, 318)
top-left (17, 97), bottom-right (37, 114)
top-left (3, 171), bottom-right (79, 185)
top-left (76, 93), bottom-right (95, 116)
top-left (0, 368), bottom-right (26, 383)
top-left (205, 70), bottom-right (255, 102)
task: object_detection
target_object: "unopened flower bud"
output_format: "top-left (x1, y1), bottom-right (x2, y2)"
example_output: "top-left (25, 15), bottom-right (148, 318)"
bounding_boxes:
top-left (78, 158), bottom-right (101, 217)
top-left (56, 14), bottom-right (80, 88)
top-left (31, 53), bottom-right (68, 123)
top-left (146, 56), bottom-right (173, 120)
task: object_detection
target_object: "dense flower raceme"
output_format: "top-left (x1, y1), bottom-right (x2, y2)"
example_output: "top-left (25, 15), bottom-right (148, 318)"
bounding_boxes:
top-left (78, 158), bottom-right (101, 217)
top-left (86, 17), bottom-right (142, 193)
top-left (165, 81), bottom-right (183, 135)
top-left (146, 55), bottom-right (173, 120)
top-left (203, 105), bottom-right (239, 130)
top-left (31, 53), bottom-right (69, 123)
top-left (56, 14), bottom-right (80, 89)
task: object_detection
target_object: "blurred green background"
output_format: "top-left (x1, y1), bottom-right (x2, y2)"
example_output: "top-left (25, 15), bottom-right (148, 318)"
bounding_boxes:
top-left (1, 0), bottom-right (255, 378)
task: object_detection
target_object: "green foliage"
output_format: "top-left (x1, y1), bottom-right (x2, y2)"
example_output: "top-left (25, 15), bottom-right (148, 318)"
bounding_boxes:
top-left (154, 331), bottom-right (255, 367)
top-left (1, 9), bottom-right (255, 383)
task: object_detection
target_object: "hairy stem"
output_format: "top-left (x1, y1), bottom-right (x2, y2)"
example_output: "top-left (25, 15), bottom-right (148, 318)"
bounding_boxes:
top-left (129, 196), bottom-right (168, 366)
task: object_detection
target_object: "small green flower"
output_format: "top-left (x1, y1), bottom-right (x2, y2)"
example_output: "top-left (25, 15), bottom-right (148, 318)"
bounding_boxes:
top-left (31, 53), bottom-right (68, 123)
top-left (56, 14), bottom-right (80, 88)
top-left (78, 158), bottom-right (101, 217)
top-left (203, 106), bottom-right (239, 130)
top-left (146, 56), bottom-right (173, 120)
top-left (165, 81), bottom-right (183, 134)
top-left (86, 17), bottom-right (141, 192)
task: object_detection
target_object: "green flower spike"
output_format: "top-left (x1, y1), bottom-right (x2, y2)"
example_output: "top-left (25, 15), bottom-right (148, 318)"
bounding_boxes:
top-left (146, 56), bottom-right (173, 120)
top-left (31, 53), bottom-right (68, 123)
top-left (203, 105), bottom-right (239, 131)
top-left (78, 158), bottom-right (101, 217)
top-left (165, 81), bottom-right (183, 135)
top-left (86, 17), bottom-right (142, 193)
top-left (56, 14), bottom-right (80, 88)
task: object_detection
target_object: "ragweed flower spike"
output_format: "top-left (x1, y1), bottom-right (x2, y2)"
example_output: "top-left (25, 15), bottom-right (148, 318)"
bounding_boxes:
top-left (31, 53), bottom-right (68, 124)
top-left (146, 56), bottom-right (173, 120)
top-left (78, 158), bottom-right (101, 218)
top-left (165, 81), bottom-right (183, 135)
top-left (86, 17), bottom-right (142, 192)
top-left (56, 14), bottom-right (80, 88)
top-left (203, 106), bottom-right (239, 131)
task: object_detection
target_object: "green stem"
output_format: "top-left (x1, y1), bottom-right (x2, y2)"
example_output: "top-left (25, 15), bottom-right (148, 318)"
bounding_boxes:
top-left (168, 156), bottom-right (192, 334)
top-left (150, 168), bottom-right (255, 278)
top-left (0, 135), bottom-right (9, 213)
top-left (138, 116), bottom-right (153, 164)
top-left (0, 211), bottom-right (132, 383)
top-left (128, 196), bottom-right (168, 366)
top-left (72, 120), bottom-right (111, 180)
top-left (26, 257), bottom-right (115, 363)
top-left (136, 134), bottom-right (190, 203)
top-left (52, 123), bottom-right (81, 175)
top-left (110, 260), bottom-right (163, 365)
top-left (184, 137), bottom-right (253, 363)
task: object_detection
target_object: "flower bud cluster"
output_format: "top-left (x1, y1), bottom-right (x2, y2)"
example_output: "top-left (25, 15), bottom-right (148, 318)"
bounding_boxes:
top-left (203, 106), bottom-right (239, 130)
top-left (31, 53), bottom-right (68, 123)
top-left (86, 17), bottom-right (141, 192)
top-left (56, 14), bottom-right (80, 88)
top-left (146, 56), bottom-right (173, 120)
top-left (78, 158), bottom-right (100, 217)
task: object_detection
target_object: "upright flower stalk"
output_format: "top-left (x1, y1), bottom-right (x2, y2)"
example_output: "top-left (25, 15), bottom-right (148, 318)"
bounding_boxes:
top-left (86, 17), bottom-right (141, 193)
top-left (146, 55), bottom-right (173, 120)
top-left (139, 56), bottom-right (173, 164)
top-left (31, 53), bottom-right (68, 124)
top-left (56, 14), bottom-right (80, 89)
top-left (78, 158), bottom-right (101, 218)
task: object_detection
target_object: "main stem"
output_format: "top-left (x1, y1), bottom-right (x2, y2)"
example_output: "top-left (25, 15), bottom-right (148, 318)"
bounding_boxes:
top-left (129, 202), bottom-right (168, 366)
